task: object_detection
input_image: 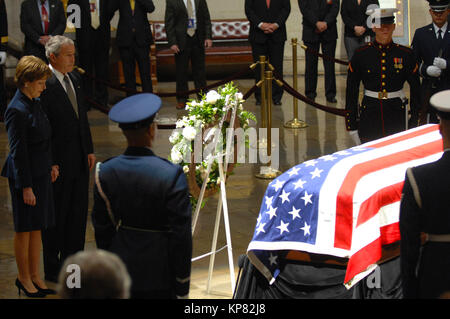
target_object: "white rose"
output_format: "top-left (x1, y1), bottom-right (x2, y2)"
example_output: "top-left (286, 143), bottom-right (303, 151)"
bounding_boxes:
top-left (169, 131), bottom-right (181, 144)
top-left (205, 90), bottom-right (221, 104)
top-left (170, 148), bottom-right (183, 164)
top-left (182, 126), bottom-right (197, 141)
top-left (235, 92), bottom-right (243, 101)
top-left (183, 165), bottom-right (189, 173)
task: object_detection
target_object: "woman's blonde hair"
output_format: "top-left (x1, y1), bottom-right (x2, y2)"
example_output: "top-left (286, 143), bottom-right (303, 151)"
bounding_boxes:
top-left (14, 55), bottom-right (52, 89)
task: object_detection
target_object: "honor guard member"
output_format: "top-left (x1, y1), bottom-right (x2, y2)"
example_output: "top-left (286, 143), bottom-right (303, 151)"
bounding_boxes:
top-left (411, 0), bottom-right (450, 124)
top-left (345, 8), bottom-right (421, 144)
top-left (400, 90), bottom-right (450, 299)
top-left (92, 94), bottom-right (192, 299)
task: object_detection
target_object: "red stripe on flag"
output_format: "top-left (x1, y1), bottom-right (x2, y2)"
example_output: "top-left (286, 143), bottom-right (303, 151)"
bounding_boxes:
top-left (368, 124), bottom-right (439, 149)
top-left (380, 222), bottom-right (400, 246)
top-left (334, 139), bottom-right (442, 250)
top-left (345, 237), bottom-right (382, 285)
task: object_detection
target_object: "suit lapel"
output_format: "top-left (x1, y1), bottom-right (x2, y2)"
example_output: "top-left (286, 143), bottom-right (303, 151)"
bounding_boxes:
top-left (34, 0), bottom-right (45, 34)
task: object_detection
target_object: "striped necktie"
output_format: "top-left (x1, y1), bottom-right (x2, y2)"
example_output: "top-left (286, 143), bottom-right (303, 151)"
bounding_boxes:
top-left (63, 75), bottom-right (79, 118)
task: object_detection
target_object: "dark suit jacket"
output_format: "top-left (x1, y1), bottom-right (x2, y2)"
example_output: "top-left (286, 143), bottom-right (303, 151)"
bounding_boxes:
top-left (298, 0), bottom-right (340, 42)
top-left (0, 0), bottom-right (7, 52)
top-left (40, 70), bottom-right (94, 179)
top-left (340, 0), bottom-right (378, 38)
top-left (69, 0), bottom-right (111, 51)
top-left (109, 0), bottom-right (155, 47)
top-left (20, 0), bottom-right (66, 59)
top-left (164, 0), bottom-right (212, 50)
top-left (245, 0), bottom-right (290, 44)
top-left (1, 90), bottom-right (52, 188)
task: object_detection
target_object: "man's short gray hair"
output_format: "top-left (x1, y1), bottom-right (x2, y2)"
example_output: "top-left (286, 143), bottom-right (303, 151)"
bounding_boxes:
top-left (57, 249), bottom-right (132, 299)
top-left (45, 35), bottom-right (74, 59)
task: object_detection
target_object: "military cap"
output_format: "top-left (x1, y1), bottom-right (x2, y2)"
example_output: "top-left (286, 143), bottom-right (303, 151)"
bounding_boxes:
top-left (366, 7), bottom-right (399, 26)
top-left (430, 90), bottom-right (450, 120)
top-left (427, 0), bottom-right (450, 12)
top-left (109, 93), bottom-right (162, 130)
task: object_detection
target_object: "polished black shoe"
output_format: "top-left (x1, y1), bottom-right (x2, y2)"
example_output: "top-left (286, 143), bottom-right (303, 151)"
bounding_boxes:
top-left (273, 100), bottom-right (282, 106)
top-left (33, 281), bottom-right (57, 295)
top-left (326, 97), bottom-right (337, 103)
top-left (15, 279), bottom-right (46, 298)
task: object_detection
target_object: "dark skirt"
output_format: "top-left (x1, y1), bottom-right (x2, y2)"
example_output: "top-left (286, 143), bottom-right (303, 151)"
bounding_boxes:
top-left (8, 174), bottom-right (55, 232)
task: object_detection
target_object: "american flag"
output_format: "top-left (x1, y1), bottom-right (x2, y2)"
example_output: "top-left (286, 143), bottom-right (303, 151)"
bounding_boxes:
top-left (247, 124), bottom-right (443, 288)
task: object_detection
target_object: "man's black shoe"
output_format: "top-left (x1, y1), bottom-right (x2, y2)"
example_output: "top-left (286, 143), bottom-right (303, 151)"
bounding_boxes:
top-left (273, 100), bottom-right (282, 106)
top-left (326, 97), bottom-right (337, 103)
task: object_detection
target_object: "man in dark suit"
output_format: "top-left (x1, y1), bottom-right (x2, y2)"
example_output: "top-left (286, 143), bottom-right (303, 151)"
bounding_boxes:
top-left (0, 0), bottom-right (8, 121)
top-left (245, 0), bottom-right (291, 105)
top-left (40, 35), bottom-right (95, 282)
top-left (411, 0), bottom-right (450, 124)
top-left (400, 90), bottom-right (450, 298)
top-left (109, 0), bottom-right (155, 94)
top-left (20, 0), bottom-right (66, 62)
top-left (92, 93), bottom-right (192, 299)
top-left (69, 0), bottom-right (111, 108)
top-left (165, 0), bottom-right (213, 109)
top-left (298, 0), bottom-right (340, 103)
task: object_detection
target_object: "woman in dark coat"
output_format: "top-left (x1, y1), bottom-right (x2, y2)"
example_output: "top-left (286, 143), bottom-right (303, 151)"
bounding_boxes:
top-left (1, 56), bottom-right (57, 297)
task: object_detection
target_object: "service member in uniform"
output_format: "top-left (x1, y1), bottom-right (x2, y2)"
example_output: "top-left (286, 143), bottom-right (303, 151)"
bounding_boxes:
top-left (400, 90), bottom-right (450, 299)
top-left (92, 93), bottom-right (192, 299)
top-left (411, 0), bottom-right (450, 124)
top-left (345, 8), bottom-right (421, 144)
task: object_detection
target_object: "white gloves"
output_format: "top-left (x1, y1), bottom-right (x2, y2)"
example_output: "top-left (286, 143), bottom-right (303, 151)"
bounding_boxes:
top-left (433, 57), bottom-right (447, 70)
top-left (427, 65), bottom-right (442, 77)
top-left (0, 51), bottom-right (6, 66)
top-left (349, 130), bottom-right (361, 146)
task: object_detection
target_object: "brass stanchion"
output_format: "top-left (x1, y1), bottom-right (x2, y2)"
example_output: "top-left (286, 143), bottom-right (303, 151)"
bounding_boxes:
top-left (250, 56), bottom-right (269, 150)
top-left (256, 70), bottom-right (282, 180)
top-left (284, 38), bottom-right (308, 129)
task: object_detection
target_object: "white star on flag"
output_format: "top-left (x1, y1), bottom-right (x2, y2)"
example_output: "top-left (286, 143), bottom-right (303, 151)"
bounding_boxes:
top-left (256, 214), bottom-right (262, 225)
top-left (276, 220), bottom-right (290, 235)
top-left (271, 179), bottom-right (285, 192)
top-left (279, 190), bottom-right (290, 204)
top-left (293, 178), bottom-right (307, 190)
top-left (287, 206), bottom-right (301, 220)
top-left (304, 159), bottom-right (318, 167)
top-left (310, 167), bottom-right (323, 179)
top-left (301, 222), bottom-right (311, 236)
top-left (269, 253), bottom-right (278, 265)
top-left (256, 222), bottom-right (266, 234)
top-left (287, 166), bottom-right (300, 177)
top-left (265, 196), bottom-right (273, 209)
top-left (301, 191), bottom-right (313, 206)
top-left (266, 205), bottom-right (278, 220)
top-left (335, 150), bottom-right (351, 156)
top-left (321, 154), bottom-right (337, 161)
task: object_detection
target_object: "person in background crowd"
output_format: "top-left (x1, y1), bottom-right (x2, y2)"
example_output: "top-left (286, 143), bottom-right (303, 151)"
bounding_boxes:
top-left (20, 0), bottom-right (66, 62)
top-left (411, 0), bottom-right (450, 124)
top-left (92, 93), bottom-right (192, 299)
top-left (298, 0), bottom-right (340, 103)
top-left (40, 35), bottom-right (95, 283)
top-left (345, 8), bottom-right (420, 144)
top-left (165, 0), bottom-right (213, 109)
top-left (1, 55), bottom-right (57, 298)
top-left (0, 0), bottom-right (8, 121)
top-left (109, 0), bottom-right (155, 95)
top-left (400, 89), bottom-right (450, 298)
top-left (69, 0), bottom-right (111, 109)
top-left (58, 249), bottom-right (131, 299)
top-left (245, 0), bottom-right (291, 106)
top-left (341, 0), bottom-right (379, 60)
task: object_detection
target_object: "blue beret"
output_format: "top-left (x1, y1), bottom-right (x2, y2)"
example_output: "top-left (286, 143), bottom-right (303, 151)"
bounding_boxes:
top-left (109, 93), bottom-right (162, 129)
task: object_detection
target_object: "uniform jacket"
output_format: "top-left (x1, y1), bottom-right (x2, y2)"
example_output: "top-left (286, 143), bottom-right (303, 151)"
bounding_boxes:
top-left (340, 0), bottom-right (379, 39)
top-left (411, 23), bottom-right (450, 91)
top-left (400, 150), bottom-right (450, 298)
top-left (40, 70), bottom-right (94, 179)
top-left (345, 41), bottom-right (421, 141)
top-left (245, 0), bottom-right (291, 44)
top-left (298, 0), bottom-right (340, 43)
top-left (92, 147), bottom-right (192, 297)
top-left (1, 90), bottom-right (52, 188)
top-left (0, 0), bottom-right (7, 52)
top-left (164, 0), bottom-right (212, 50)
top-left (20, 0), bottom-right (66, 59)
top-left (108, 0), bottom-right (155, 47)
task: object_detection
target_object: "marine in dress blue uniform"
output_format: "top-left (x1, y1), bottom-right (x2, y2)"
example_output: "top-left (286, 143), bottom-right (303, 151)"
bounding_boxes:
top-left (92, 94), bottom-right (192, 299)
top-left (345, 8), bottom-right (421, 143)
top-left (400, 89), bottom-right (450, 298)
top-left (411, 0), bottom-right (450, 124)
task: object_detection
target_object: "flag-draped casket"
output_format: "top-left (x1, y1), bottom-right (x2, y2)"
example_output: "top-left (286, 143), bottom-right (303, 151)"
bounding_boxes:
top-left (247, 124), bottom-right (444, 288)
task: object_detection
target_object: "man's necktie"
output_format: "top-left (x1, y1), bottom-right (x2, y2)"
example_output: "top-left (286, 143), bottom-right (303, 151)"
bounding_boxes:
top-left (63, 75), bottom-right (79, 118)
top-left (41, 1), bottom-right (49, 34)
top-left (186, 0), bottom-right (196, 37)
top-left (90, 0), bottom-right (100, 29)
top-left (266, 0), bottom-right (270, 8)
top-left (130, 0), bottom-right (135, 15)
top-left (438, 29), bottom-right (443, 41)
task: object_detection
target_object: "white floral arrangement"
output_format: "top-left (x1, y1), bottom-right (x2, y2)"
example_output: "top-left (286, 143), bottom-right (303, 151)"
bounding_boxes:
top-left (168, 82), bottom-right (256, 208)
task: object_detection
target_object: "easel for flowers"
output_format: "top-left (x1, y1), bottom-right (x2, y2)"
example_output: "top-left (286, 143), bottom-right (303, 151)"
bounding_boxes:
top-left (191, 101), bottom-right (238, 295)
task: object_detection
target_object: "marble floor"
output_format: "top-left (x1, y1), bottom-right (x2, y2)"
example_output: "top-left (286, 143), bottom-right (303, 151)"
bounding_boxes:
top-left (0, 74), bottom-right (356, 299)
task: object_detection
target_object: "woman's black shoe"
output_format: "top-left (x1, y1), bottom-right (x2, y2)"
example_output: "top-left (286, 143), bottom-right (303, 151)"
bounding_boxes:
top-left (15, 278), bottom-right (46, 298)
top-left (33, 281), bottom-right (57, 295)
